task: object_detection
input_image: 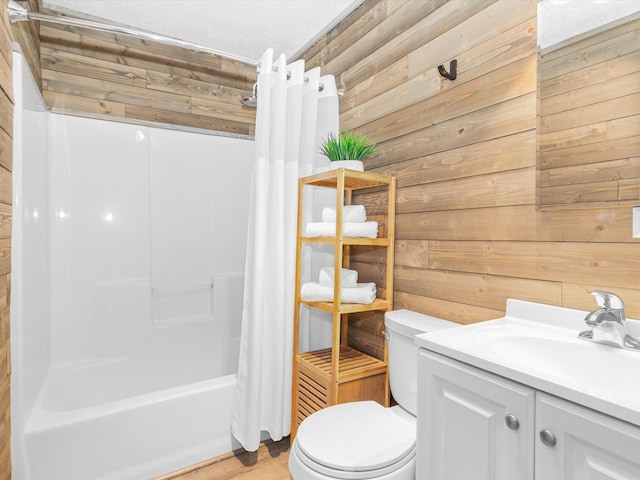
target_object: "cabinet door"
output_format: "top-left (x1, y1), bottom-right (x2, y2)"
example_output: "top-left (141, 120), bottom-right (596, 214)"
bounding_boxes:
top-left (417, 350), bottom-right (535, 480)
top-left (536, 393), bottom-right (640, 480)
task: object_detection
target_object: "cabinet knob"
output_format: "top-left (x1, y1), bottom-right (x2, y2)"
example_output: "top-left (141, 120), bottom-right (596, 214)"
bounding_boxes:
top-left (539, 429), bottom-right (556, 447)
top-left (505, 414), bottom-right (519, 430)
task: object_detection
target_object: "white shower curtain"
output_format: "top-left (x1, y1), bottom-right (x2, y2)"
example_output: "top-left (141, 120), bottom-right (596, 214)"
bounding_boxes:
top-left (231, 48), bottom-right (339, 451)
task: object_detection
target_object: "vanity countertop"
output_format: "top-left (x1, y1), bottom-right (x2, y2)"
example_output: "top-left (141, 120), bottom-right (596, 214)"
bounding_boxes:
top-left (415, 299), bottom-right (640, 427)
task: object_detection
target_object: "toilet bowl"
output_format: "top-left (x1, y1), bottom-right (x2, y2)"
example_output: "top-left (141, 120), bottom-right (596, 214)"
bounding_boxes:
top-left (289, 310), bottom-right (458, 479)
top-left (290, 402), bottom-right (415, 479)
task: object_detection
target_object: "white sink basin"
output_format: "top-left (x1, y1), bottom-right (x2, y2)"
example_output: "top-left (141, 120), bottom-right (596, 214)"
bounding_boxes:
top-left (415, 299), bottom-right (640, 427)
top-left (481, 334), bottom-right (640, 401)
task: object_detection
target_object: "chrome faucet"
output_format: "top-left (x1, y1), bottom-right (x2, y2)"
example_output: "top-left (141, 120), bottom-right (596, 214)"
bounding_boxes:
top-left (578, 290), bottom-right (640, 351)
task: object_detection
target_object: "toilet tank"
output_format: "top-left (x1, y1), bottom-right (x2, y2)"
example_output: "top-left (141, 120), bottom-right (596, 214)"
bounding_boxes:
top-left (385, 309), bottom-right (458, 416)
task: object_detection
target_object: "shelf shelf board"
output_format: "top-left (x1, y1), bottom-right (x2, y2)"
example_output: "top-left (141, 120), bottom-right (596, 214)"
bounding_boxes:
top-left (299, 236), bottom-right (391, 246)
top-left (297, 346), bottom-right (387, 383)
top-left (298, 297), bottom-right (391, 314)
top-left (301, 168), bottom-right (394, 190)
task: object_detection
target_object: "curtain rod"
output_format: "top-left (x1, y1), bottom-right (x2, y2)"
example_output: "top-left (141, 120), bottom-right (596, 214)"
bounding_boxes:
top-left (7, 0), bottom-right (260, 67)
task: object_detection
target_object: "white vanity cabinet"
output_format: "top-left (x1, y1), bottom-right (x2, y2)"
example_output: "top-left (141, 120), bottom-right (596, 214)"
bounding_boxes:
top-left (417, 350), bottom-right (535, 480)
top-left (418, 350), bottom-right (640, 480)
top-left (536, 393), bottom-right (640, 480)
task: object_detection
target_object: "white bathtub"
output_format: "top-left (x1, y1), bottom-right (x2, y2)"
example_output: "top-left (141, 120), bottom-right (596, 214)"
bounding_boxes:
top-left (19, 275), bottom-right (245, 480)
top-left (24, 363), bottom-right (241, 480)
top-left (20, 273), bottom-right (244, 480)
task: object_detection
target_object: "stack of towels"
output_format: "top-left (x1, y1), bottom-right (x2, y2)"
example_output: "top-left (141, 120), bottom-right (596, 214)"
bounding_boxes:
top-left (305, 205), bottom-right (378, 238)
top-left (300, 267), bottom-right (377, 304)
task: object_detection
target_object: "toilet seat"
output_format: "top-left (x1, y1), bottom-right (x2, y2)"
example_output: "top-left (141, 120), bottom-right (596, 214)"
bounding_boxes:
top-left (292, 401), bottom-right (416, 479)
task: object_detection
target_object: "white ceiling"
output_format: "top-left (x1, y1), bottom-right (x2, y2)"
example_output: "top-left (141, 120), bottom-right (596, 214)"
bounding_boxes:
top-left (538, 0), bottom-right (640, 50)
top-left (38, 0), bottom-right (640, 63)
top-left (41, 0), bottom-right (362, 64)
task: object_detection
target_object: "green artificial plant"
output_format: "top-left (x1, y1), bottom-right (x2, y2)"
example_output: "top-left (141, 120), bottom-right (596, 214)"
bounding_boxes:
top-left (320, 131), bottom-right (377, 162)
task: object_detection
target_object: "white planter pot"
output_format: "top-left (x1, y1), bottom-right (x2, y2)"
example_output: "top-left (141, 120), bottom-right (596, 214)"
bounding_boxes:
top-left (328, 160), bottom-right (364, 171)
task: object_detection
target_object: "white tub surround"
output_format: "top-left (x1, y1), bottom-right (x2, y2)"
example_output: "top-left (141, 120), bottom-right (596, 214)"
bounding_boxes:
top-left (11, 50), bottom-right (51, 480)
top-left (12, 51), bottom-right (254, 480)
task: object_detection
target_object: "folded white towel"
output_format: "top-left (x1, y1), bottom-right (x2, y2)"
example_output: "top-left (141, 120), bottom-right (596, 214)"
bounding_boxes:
top-left (305, 221), bottom-right (378, 238)
top-left (300, 281), bottom-right (377, 304)
top-left (322, 205), bottom-right (367, 223)
top-left (319, 267), bottom-right (358, 288)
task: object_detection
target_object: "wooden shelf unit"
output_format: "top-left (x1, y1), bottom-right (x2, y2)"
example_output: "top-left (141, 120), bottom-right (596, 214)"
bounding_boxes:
top-left (291, 168), bottom-right (396, 440)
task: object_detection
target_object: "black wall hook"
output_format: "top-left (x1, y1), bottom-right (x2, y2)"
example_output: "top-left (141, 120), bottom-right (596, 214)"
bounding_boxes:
top-left (438, 59), bottom-right (457, 81)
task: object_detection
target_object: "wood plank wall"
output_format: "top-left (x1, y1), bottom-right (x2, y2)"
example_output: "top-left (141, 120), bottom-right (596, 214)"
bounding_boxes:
top-left (538, 14), bottom-right (640, 207)
top-left (0, 0), bottom-right (14, 476)
top-left (301, 0), bottom-right (640, 360)
top-left (3, 0), bottom-right (638, 427)
top-left (39, 11), bottom-right (257, 136)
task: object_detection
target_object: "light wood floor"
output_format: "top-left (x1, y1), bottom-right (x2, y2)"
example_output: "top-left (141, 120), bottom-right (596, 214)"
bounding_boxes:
top-left (156, 438), bottom-right (292, 480)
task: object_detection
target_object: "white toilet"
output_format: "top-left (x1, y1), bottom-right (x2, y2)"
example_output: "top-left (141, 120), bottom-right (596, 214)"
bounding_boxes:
top-left (288, 309), bottom-right (458, 479)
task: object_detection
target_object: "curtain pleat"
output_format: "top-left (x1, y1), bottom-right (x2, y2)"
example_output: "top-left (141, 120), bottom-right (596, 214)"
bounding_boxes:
top-left (231, 49), bottom-right (338, 451)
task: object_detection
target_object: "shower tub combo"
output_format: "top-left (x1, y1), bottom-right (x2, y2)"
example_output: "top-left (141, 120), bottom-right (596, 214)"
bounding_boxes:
top-left (12, 51), bottom-right (254, 480)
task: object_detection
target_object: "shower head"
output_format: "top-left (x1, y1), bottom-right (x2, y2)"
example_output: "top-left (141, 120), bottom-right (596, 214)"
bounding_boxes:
top-left (242, 82), bottom-right (258, 108)
top-left (242, 96), bottom-right (257, 107)
top-left (8, 1), bottom-right (29, 23)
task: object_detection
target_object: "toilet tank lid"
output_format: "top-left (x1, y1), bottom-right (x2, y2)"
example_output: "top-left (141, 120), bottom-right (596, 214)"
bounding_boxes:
top-left (385, 309), bottom-right (458, 337)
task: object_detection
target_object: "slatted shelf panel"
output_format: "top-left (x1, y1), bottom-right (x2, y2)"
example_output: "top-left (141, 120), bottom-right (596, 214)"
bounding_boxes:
top-left (294, 347), bottom-right (388, 429)
top-left (296, 369), bottom-right (329, 425)
top-left (298, 347), bottom-right (387, 382)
